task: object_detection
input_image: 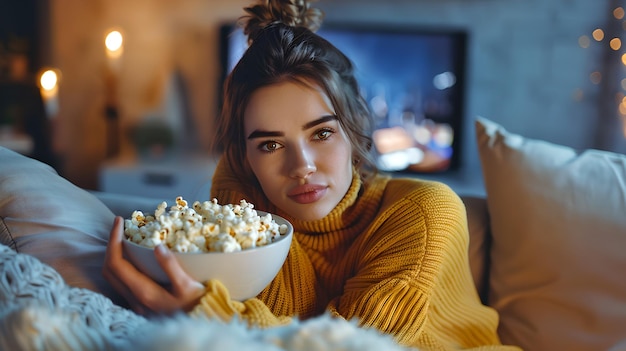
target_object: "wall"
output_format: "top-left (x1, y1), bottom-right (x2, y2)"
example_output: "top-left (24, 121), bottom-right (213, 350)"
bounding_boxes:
top-left (48, 0), bottom-right (622, 193)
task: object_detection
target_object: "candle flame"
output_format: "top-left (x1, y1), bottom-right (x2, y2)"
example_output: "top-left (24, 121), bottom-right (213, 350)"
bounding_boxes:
top-left (105, 30), bottom-right (124, 58)
top-left (40, 70), bottom-right (58, 91)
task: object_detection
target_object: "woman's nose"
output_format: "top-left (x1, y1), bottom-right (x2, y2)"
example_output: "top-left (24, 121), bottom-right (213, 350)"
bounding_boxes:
top-left (288, 145), bottom-right (316, 179)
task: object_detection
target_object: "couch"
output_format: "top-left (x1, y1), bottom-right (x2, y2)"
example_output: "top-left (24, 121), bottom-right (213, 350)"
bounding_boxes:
top-left (1, 117), bottom-right (625, 351)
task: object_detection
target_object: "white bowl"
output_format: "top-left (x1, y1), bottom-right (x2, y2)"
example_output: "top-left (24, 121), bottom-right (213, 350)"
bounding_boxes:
top-left (122, 211), bottom-right (293, 301)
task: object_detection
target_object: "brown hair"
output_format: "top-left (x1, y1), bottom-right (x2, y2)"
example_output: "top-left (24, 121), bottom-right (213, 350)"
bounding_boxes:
top-left (211, 0), bottom-right (376, 186)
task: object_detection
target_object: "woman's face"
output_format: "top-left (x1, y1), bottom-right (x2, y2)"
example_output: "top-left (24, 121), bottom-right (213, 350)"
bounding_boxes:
top-left (244, 80), bottom-right (353, 221)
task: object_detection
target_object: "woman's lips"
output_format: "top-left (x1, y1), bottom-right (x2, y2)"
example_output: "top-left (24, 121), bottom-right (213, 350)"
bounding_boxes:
top-left (287, 184), bottom-right (328, 204)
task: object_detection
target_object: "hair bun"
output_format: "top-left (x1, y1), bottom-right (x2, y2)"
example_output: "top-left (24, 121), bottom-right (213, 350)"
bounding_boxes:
top-left (241, 0), bottom-right (324, 43)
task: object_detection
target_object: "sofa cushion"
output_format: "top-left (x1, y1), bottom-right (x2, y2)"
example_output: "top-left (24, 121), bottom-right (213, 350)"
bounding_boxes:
top-left (475, 117), bottom-right (626, 351)
top-left (0, 147), bottom-right (124, 305)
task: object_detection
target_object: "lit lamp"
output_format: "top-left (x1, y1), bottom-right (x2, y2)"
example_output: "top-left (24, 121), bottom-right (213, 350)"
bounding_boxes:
top-left (104, 29), bottom-right (124, 158)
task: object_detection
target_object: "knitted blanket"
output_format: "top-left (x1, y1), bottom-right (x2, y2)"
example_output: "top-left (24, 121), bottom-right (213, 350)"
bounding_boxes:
top-left (0, 244), bottom-right (145, 350)
top-left (0, 244), bottom-right (412, 351)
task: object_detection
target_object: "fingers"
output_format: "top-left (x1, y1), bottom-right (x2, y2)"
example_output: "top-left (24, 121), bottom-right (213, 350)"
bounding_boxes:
top-left (103, 216), bottom-right (128, 290)
top-left (104, 216), bottom-right (144, 281)
top-left (104, 216), bottom-right (173, 313)
top-left (105, 216), bottom-right (124, 263)
top-left (103, 268), bottom-right (148, 314)
top-left (104, 217), bottom-right (205, 314)
top-left (155, 244), bottom-right (205, 310)
top-left (103, 217), bottom-right (149, 312)
top-left (154, 244), bottom-right (186, 286)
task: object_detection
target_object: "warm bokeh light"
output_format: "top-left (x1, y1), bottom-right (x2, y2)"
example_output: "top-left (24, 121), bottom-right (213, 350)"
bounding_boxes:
top-left (105, 30), bottom-right (124, 58)
top-left (592, 28), bottom-right (605, 41)
top-left (38, 68), bottom-right (61, 118)
top-left (373, 127), bottom-right (413, 154)
top-left (40, 69), bottom-right (58, 91)
top-left (578, 7), bottom-right (626, 139)
top-left (578, 35), bottom-right (591, 48)
top-left (610, 37), bottom-right (622, 50)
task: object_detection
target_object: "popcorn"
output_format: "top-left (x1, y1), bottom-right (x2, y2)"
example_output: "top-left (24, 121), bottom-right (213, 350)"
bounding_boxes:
top-left (123, 197), bottom-right (289, 253)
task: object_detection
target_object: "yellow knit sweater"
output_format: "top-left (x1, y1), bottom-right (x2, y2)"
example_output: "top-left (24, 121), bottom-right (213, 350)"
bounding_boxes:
top-left (191, 158), bottom-right (522, 351)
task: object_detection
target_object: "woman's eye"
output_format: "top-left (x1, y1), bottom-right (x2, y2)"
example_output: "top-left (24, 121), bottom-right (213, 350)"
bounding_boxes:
top-left (314, 128), bottom-right (334, 141)
top-left (259, 140), bottom-right (283, 152)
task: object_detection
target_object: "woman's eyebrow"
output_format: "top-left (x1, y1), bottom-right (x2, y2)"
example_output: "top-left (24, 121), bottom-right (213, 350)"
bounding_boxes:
top-left (302, 115), bottom-right (338, 130)
top-left (247, 115), bottom-right (338, 140)
top-left (247, 130), bottom-right (283, 140)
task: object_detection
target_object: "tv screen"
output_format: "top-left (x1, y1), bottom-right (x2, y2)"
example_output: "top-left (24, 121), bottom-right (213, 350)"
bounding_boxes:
top-left (219, 23), bottom-right (467, 173)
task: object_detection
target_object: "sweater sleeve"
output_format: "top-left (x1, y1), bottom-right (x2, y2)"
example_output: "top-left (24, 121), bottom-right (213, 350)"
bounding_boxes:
top-left (190, 280), bottom-right (291, 328)
top-left (328, 181), bottom-right (520, 351)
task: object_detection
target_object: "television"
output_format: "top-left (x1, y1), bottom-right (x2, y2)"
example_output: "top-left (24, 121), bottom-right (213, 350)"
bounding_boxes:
top-left (219, 23), bottom-right (468, 173)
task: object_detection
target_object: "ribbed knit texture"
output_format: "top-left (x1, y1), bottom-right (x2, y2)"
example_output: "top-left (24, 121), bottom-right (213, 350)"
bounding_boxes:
top-left (193, 157), bottom-right (522, 351)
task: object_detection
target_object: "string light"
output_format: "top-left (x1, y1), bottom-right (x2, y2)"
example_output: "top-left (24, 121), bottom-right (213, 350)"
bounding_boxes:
top-left (610, 37), bottom-right (622, 50)
top-left (592, 28), bottom-right (605, 41)
top-left (579, 5), bottom-right (626, 138)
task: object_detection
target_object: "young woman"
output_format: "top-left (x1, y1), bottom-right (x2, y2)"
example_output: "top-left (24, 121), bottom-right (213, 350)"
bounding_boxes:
top-left (104, 1), bottom-right (520, 350)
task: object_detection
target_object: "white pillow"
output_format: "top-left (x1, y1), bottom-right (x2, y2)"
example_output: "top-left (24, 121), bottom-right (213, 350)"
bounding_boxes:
top-left (0, 147), bottom-right (124, 305)
top-left (475, 117), bottom-right (626, 351)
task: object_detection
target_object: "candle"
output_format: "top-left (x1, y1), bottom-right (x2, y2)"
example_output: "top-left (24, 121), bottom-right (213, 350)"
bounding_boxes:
top-left (105, 30), bottom-right (124, 72)
top-left (104, 29), bottom-right (124, 105)
top-left (104, 29), bottom-right (124, 158)
top-left (39, 69), bottom-right (60, 118)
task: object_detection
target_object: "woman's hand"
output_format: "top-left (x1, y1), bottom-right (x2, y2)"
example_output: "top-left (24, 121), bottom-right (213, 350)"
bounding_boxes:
top-left (102, 216), bottom-right (206, 316)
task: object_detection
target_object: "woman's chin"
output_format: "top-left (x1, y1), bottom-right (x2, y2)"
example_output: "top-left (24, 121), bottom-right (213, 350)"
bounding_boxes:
top-left (285, 205), bottom-right (334, 222)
